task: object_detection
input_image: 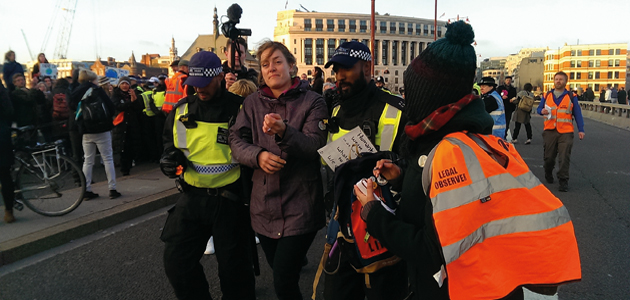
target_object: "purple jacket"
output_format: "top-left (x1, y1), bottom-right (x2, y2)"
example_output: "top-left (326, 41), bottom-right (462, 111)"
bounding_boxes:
top-left (229, 78), bottom-right (328, 238)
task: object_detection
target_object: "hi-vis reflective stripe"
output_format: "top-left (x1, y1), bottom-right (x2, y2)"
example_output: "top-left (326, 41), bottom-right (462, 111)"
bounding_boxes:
top-left (174, 104), bottom-right (190, 157)
top-left (442, 205), bottom-right (572, 265)
top-left (378, 104), bottom-right (399, 151)
top-left (192, 163), bottom-right (239, 175)
top-left (430, 136), bottom-right (542, 213)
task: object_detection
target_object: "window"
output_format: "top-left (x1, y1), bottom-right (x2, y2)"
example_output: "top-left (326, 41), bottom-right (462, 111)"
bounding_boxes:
top-left (430, 25), bottom-right (435, 35)
top-left (589, 49), bottom-right (594, 56)
top-left (589, 60), bottom-right (593, 67)
top-left (374, 40), bottom-right (379, 65)
top-left (399, 22), bottom-right (405, 34)
top-left (608, 59), bottom-right (613, 66)
top-left (570, 72), bottom-right (575, 80)
top-left (395, 78), bottom-right (398, 84)
top-left (338, 20), bottom-right (345, 32)
top-left (596, 49), bottom-right (601, 55)
top-left (608, 71), bottom-right (613, 79)
top-left (392, 41), bottom-right (398, 66)
top-left (315, 19), bottom-right (323, 31)
top-left (294, 39), bottom-right (296, 44)
top-left (615, 49), bottom-right (621, 55)
top-left (327, 19), bottom-right (335, 32)
top-left (402, 41), bottom-right (407, 66)
top-left (361, 39), bottom-right (369, 47)
top-left (380, 21), bottom-right (387, 33)
top-left (339, 39), bottom-right (347, 44)
top-left (390, 22), bottom-right (396, 34)
top-left (576, 60), bottom-right (581, 67)
top-left (615, 59), bottom-right (620, 67)
top-left (614, 71), bottom-right (620, 78)
top-left (424, 24), bottom-right (429, 35)
top-left (576, 72), bottom-right (581, 79)
top-left (408, 23), bottom-right (413, 35)
top-left (294, 48), bottom-right (296, 54)
top-left (594, 84), bottom-right (600, 91)
top-left (570, 50), bottom-right (576, 56)
top-left (360, 20), bottom-right (367, 33)
top-left (437, 26), bottom-right (442, 37)
top-left (416, 24), bottom-right (421, 35)
top-left (327, 39), bottom-right (336, 60)
top-left (570, 61), bottom-right (575, 68)
top-left (596, 60), bottom-right (601, 67)
top-left (576, 50), bottom-right (582, 56)
top-left (588, 71), bottom-right (593, 79)
top-left (382, 40), bottom-right (388, 66)
top-left (410, 42), bottom-right (415, 61)
top-left (349, 20), bottom-right (356, 32)
top-left (304, 38), bottom-right (313, 65)
top-left (304, 19), bottom-right (312, 31)
top-left (595, 71), bottom-right (600, 79)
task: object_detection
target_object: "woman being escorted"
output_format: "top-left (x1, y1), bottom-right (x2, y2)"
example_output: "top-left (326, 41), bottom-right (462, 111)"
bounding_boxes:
top-left (229, 41), bottom-right (328, 300)
top-left (511, 83), bottom-right (534, 144)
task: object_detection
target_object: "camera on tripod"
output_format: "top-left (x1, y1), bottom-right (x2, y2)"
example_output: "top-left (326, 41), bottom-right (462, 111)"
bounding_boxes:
top-left (221, 4), bottom-right (252, 40)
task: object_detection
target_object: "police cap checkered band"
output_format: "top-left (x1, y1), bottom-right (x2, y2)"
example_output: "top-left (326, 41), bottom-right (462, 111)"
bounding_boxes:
top-left (189, 66), bottom-right (223, 78)
top-left (325, 41), bottom-right (372, 69)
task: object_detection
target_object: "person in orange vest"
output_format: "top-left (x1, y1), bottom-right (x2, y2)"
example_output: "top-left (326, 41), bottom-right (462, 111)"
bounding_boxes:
top-left (353, 21), bottom-right (581, 300)
top-left (163, 60), bottom-right (194, 114)
top-left (537, 71), bottom-right (585, 192)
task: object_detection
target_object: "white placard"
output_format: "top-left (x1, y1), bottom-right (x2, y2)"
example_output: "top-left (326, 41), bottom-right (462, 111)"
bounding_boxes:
top-left (105, 67), bottom-right (130, 85)
top-left (39, 63), bottom-right (58, 79)
top-left (318, 126), bottom-right (378, 171)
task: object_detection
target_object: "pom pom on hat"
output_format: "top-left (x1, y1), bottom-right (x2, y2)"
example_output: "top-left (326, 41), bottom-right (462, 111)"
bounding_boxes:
top-left (403, 21), bottom-right (477, 124)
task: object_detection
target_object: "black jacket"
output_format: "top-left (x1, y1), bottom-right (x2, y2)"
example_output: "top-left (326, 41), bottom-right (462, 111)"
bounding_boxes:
top-left (364, 98), bottom-right (494, 299)
top-left (496, 84), bottom-right (517, 111)
top-left (69, 82), bottom-right (115, 134)
top-left (0, 82), bottom-right (14, 167)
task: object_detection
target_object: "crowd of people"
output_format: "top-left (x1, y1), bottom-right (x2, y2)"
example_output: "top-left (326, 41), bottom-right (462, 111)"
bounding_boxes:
top-left (3, 22), bottom-right (586, 300)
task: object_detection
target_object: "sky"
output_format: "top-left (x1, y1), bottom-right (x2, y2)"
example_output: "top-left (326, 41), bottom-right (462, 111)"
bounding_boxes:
top-left (1, 0), bottom-right (629, 65)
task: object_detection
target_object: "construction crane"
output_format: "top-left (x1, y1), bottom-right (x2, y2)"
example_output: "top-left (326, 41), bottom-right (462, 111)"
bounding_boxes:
top-left (40, 0), bottom-right (78, 59)
top-left (21, 29), bottom-right (35, 61)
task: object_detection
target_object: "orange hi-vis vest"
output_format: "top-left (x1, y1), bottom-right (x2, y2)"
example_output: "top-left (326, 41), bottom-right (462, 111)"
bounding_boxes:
top-left (163, 72), bottom-right (188, 114)
top-left (543, 91), bottom-right (574, 133)
top-left (422, 132), bottom-right (581, 300)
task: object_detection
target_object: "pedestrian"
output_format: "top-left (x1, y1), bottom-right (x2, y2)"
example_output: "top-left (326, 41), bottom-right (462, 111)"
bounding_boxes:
top-left (111, 76), bottom-right (143, 176)
top-left (584, 87), bottom-right (595, 102)
top-left (163, 60), bottom-right (193, 114)
top-left (512, 83), bottom-right (534, 144)
top-left (43, 76), bottom-right (54, 92)
top-left (356, 20), bottom-right (581, 300)
top-left (300, 73), bottom-right (308, 81)
top-left (50, 78), bottom-right (71, 142)
top-left (0, 81), bottom-right (16, 223)
top-left (610, 86), bottom-right (618, 104)
top-left (138, 77), bottom-right (160, 163)
top-left (599, 88), bottom-right (605, 102)
top-left (31, 53), bottom-right (49, 80)
top-left (321, 40), bottom-right (408, 300)
top-left (229, 40), bottom-right (328, 300)
top-left (311, 66), bottom-right (324, 95)
top-left (160, 50), bottom-right (255, 300)
top-left (10, 73), bottom-right (38, 127)
top-left (69, 69), bottom-right (120, 200)
top-left (605, 86), bottom-right (612, 102)
top-left (478, 77), bottom-right (506, 138)
top-left (538, 71), bottom-right (585, 192)
top-left (375, 75), bottom-right (388, 91)
top-left (223, 37), bottom-right (259, 90)
top-left (496, 76), bottom-right (517, 140)
top-left (618, 87), bottom-right (627, 105)
top-left (3, 50), bottom-right (24, 92)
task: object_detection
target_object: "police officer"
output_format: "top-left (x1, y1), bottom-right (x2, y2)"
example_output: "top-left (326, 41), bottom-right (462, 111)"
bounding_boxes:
top-left (160, 51), bottom-right (255, 300)
top-left (322, 41), bottom-right (408, 300)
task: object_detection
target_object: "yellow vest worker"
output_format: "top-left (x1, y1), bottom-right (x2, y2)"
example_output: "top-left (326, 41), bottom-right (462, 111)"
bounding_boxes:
top-left (159, 51), bottom-right (255, 300)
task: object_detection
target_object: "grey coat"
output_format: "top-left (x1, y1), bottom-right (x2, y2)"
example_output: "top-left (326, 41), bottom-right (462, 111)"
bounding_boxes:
top-left (514, 90), bottom-right (532, 124)
top-left (229, 79), bottom-right (328, 239)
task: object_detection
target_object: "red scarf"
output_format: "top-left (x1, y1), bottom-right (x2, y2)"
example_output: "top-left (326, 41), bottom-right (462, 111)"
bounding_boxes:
top-left (404, 94), bottom-right (477, 140)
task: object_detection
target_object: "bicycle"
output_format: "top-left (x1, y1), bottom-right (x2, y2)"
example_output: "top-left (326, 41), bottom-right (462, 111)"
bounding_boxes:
top-left (10, 125), bottom-right (86, 216)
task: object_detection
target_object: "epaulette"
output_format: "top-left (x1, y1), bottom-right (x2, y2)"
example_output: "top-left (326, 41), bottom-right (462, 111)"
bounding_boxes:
top-left (376, 89), bottom-right (405, 111)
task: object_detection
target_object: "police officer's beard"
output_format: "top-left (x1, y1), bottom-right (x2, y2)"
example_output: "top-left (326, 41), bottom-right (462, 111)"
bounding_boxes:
top-left (338, 70), bottom-right (368, 101)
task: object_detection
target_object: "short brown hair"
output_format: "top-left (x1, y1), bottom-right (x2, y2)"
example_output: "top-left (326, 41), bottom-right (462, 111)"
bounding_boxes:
top-left (554, 71), bottom-right (568, 80)
top-left (225, 37), bottom-right (248, 50)
top-left (256, 40), bottom-right (296, 86)
top-left (12, 73), bottom-right (24, 83)
top-left (228, 79), bottom-right (257, 97)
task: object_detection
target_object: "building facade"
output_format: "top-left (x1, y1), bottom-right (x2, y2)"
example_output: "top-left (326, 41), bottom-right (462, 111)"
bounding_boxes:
top-left (274, 10), bottom-right (447, 93)
top-left (543, 43), bottom-right (627, 92)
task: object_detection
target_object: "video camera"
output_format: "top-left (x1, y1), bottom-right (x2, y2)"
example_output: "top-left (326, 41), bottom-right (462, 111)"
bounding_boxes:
top-left (221, 4), bottom-right (252, 40)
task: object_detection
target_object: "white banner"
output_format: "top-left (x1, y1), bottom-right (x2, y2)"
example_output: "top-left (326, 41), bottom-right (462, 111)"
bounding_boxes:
top-left (105, 67), bottom-right (130, 85)
top-left (318, 126), bottom-right (378, 171)
top-left (39, 63), bottom-right (58, 79)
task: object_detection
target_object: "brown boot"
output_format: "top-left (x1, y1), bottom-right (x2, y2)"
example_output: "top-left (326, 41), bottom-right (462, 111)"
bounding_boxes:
top-left (4, 210), bottom-right (15, 223)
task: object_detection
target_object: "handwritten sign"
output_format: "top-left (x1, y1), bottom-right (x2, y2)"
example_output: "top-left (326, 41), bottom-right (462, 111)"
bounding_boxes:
top-left (318, 126), bottom-right (377, 171)
top-left (105, 67), bottom-right (130, 85)
top-left (39, 63), bottom-right (58, 79)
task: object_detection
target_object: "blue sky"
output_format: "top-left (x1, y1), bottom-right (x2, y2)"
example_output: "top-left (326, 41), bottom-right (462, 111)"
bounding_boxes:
top-left (1, 0), bottom-right (628, 64)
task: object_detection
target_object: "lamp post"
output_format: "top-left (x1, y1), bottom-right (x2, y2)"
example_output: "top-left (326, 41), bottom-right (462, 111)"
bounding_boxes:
top-left (371, 0), bottom-right (375, 77)
top-left (434, 0), bottom-right (437, 41)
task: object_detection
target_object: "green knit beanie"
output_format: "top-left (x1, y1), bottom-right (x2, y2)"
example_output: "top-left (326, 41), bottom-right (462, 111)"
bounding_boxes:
top-left (403, 20), bottom-right (477, 124)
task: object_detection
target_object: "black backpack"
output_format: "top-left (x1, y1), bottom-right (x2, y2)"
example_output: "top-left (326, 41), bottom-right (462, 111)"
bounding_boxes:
top-left (77, 87), bottom-right (113, 133)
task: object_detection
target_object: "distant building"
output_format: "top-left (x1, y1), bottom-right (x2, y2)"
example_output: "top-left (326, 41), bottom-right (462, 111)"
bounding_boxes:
top-left (179, 7), bottom-right (259, 73)
top-left (515, 57), bottom-right (544, 90)
top-left (543, 43), bottom-right (627, 92)
top-left (478, 57), bottom-right (507, 83)
top-left (504, 48), bottom-right (546, 76)
top-left (273, 9), bottom-right (447, 93)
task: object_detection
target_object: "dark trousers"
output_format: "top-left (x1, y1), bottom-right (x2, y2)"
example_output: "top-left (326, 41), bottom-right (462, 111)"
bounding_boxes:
top-left (1, 165), bottom-right (14, 212)
top-left (161, 189), bottom-right (255, 300)
top-left (512, 122), bottom-right (532, 140)
top-left (324, 247), bottom-right (408, 300)
top-left (154, 113), bottom-right (166, 157)
top-left (120, 130), bottom-right (140, 173)
top-left (68, 129), bottom-right (84, 163)
top-left (258, 231), bottom-right (318, 300)
top-left (141, 114), bottom-right (159, 162)
top-left (543, 129), bottom-right (574, 180)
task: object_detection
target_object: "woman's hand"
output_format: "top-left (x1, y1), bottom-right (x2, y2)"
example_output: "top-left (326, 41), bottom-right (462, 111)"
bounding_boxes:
top-left (372, 159), bottom-right (401, 181)
top-left (257, 151), bottom-right (286, 174)
top-left (354, 178), bottom-right (376, 206)
top-left (262, 113), bottom-right (286, 138)
top-left (129, 90), bottom-right (137, 102)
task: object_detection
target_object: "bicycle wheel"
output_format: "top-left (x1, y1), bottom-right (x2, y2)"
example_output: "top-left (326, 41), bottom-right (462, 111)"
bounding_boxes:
top-left (15, 153), bottom-right (86, 216)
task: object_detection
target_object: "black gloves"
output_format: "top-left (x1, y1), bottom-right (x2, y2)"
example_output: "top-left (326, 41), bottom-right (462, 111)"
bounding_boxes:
top-left (160, 147), bottom-right (187, 178)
